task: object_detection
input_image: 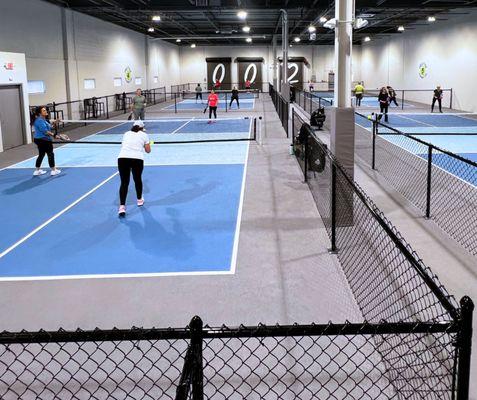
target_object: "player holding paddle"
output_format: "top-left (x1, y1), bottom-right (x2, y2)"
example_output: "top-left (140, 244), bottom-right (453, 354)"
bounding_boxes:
top-left (206, 90), bottom-right (219, 124)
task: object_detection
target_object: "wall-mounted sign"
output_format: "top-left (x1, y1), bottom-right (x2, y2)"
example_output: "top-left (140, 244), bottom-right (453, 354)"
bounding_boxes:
top-left (206, 58), bottom-right (232, 90)
top-left (418, 62), bottom-right (428, 79)
top-left (3, 63), bottom-right (14, 70)
top-left (235, 57), bottom-right (264, 90)
top-left (124, 66), bottom-right (132, 83)
top-left (278, 57), bottom-right (310, 89)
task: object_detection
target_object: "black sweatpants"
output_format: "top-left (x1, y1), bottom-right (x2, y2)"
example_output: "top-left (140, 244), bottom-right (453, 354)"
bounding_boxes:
top-left (118, 158), bottom-right (144, 205)
top-left (209, 106), bottom-right (217, 119)
top-left (432, 97), bottom-right (442, 112)
top-left (196, 93), bottom-right (202, 101)
top-left (389, 96), bottom-right (399, 106)
top-left (34, 138), bottom-right (55, 168)
top-left (380, 103), bottom-right (389, 122)
top-left (355, 93), bottom-right (363, 106)
top-left (229, 96), bottom-right (239, 108)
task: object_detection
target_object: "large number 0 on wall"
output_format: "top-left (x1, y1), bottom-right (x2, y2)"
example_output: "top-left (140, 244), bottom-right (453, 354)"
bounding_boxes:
top-left (244, 64), bottom-right (257, 83)
top-left (212, 64), bottom-right (226, 83)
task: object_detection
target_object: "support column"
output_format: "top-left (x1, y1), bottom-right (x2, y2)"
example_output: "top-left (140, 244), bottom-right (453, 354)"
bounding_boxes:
top-left (280, 10), bottom-right (289, 101)
top-left (272, 35), bottom-right (278, 88)
top-left (331, 0), bottom-right (355, 177)
top-left (61, 9), bottom-right (80, 116)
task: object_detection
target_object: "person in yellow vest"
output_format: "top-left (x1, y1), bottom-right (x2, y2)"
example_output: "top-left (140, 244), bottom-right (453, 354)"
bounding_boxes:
top-left (354, 82), bottom-right (365, 107)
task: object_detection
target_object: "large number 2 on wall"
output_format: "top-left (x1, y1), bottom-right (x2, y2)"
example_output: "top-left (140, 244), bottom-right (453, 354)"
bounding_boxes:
top-left (212, 64), bottom-right (226, 83)
top-left (244, 64), bottom-right (257, 83)
top-left (288, 63), bottom-right (299, 84)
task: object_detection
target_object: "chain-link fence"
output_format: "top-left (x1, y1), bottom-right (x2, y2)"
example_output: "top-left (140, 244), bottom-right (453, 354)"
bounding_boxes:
top-left (269, 84), bottom-right (289, 137)
top-left (355, 112), bottom-right (477, 257)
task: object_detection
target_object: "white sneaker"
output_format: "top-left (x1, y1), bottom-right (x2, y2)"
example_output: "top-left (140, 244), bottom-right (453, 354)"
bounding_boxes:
top-left (33, 169), bottom-right (47, 176)
top-left (50, 169), bottom-right (61, 176)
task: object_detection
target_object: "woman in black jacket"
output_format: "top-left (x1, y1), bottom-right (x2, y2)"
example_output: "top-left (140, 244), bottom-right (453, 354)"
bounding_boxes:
top-left (378, 87), bottom-right (390, 122)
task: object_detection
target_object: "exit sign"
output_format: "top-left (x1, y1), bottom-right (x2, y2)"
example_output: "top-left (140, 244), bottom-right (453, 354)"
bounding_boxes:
top-left (3, 63), bottom-right (14, 70)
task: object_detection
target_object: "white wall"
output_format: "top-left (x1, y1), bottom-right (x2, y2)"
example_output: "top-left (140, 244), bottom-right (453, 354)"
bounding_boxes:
top-left (360, 10), bottom-right (477, 112)
top-left (0, 0), bottom-right (180, 105)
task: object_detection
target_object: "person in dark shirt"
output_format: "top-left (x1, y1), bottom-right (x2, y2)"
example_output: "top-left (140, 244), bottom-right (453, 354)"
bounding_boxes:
top-left (432, 86), bottom-right (444, 113)
top-left (229, 87), bottom-right (240, 109)
top-left (387, 86), bottom-right (399, 107)
top-left (32, 106), bottom-right (61, 177)
top-left (378, 87), bottom-right (390, 122)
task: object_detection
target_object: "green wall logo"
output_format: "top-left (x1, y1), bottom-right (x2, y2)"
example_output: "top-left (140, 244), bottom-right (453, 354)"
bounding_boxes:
top-left (418, 62), bottom-right (428, 79)
top-left (124, 67), bottom-right (132, 83)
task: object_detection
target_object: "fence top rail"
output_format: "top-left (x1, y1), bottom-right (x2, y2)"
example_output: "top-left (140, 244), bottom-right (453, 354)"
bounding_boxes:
top-left (0, 320), bottom-right (458, 345)
top-left (355, 112), bottom-right (477, 168)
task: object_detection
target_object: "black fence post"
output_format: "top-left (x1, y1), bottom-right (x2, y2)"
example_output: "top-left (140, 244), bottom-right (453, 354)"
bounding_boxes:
top-left (106, 96), bottom-right (109, 119)
top-left (401, 90), bottom-right (405, 110)
top-left (190, 316), bottom-right (204, 400)
top-left (174, 93), bottom-right (178, 114)
top-left (456, 296), bottom-right (474, 400)
top-left (291, 108), bottom-right (295, 143)
top-left (425, 146), bottom-right (433, 219)
top-left (329, 163), bottom-right (338, 253)
top-left (225, 93), bottom-right (228, 112)
top-left (122, 92), bottom-right (127, 114)
top-left (372, 118), bottom-right (377, 170)
top-left (450, 88), bottom-right (453, 110)
top-left (309, 92), bottom-right (312, 113)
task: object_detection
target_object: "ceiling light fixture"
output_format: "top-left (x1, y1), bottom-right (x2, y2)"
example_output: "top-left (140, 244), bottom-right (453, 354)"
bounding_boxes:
top-left (246, 37), bottom-right (252, 43)
top-left (364, 36), bottom-right (371, 42)
top-left (428, 16), bottom-right (436, 22)
top-left (237, 10), bottom-right (247, 19)
top-left (176, 39), bottom-right (181, 43)
top-left (242, 26), bottom-right (251, 33)
top-left (319, 17), bottom-right (327, 23)
top-left (147, 27), bottom-right (155, 32)
top-left (294, 37), bottom-right (301, 43)
top-left (152, 15), bottom-right (161, 22)
top-left (397, 25), bottom-right (405, 31)
top-left (308, 25), bottom-right (316, 33)
top-left (191, 43), bottom-right (196, 48)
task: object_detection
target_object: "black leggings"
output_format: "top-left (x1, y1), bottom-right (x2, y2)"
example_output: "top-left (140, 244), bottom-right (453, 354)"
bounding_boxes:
top-left (389, 96), bottom-right (398, 106)
top-left (229, 96), bottom-right (239, 108)
top-left (34, 138), bottom-right (55, 168)
top-left (380, 103), bottom-right (389, 122)
top-left (209, 106), bottom-right (217, 119)
top-left (355, 93), bottom-right (363, 106)
top-left (196, 93), bottom-right (202, 100)
top-left (432, 97), bottom-right (442, 112)
top-left (118, 158), bottom-right (144, 205)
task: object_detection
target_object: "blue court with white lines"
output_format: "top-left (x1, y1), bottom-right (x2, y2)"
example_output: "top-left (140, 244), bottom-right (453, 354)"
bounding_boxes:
top-left (0, 118), bottom-right (253, 279)
top-left (163, 92), bottom-right (256, 111)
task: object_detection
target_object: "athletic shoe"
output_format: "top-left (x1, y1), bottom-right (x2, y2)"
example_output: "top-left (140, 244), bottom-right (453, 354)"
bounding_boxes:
top-left (118, 205), bottom-right (126, 217)
top-left (50, 169), bottom-right (61, 176)
top-left (137, 198), bottom-right (145, 207)
top-left (207, 120), bottom-right (212, 124)
top-left (33, 169), bottom-right (46, 176)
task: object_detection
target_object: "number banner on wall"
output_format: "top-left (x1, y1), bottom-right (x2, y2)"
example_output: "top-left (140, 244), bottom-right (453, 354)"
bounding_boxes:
top-left (278, 57), bottom-right (310, 90)
top-left (235, 57), bottom-right (264, 90)
top-left (206, 58), bottom-right (232, 90)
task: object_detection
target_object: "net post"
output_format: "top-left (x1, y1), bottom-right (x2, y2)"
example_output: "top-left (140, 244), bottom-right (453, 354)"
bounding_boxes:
top-left (106, 96), bottom-right (109, 119)
top-left (425, 146), bottom-right (433, 219)
top-left (456, 296), bottom-right (474, 400)
top-left (372, 116), bottom-right (377, 170)
top-left (258, 116), bottom-right (263, 146)
top-left (225, 93), bottom-right (228, 112)
top-left (190, 316), bottom-right (204, 400)
top-left (450, 88), bottom-right (453, 110)
top-left (401, 90), bottom-right (404, 110)
top-left (174, 93), bottom-right (177, 114)
top-left (253, 117), bottom-right (257, 141)
top-left (329, 163), bottom-right (338, 254)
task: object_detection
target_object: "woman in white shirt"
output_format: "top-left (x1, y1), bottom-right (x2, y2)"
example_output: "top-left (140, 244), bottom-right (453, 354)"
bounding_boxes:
top-left (118, 121), bottom-right (151, 217)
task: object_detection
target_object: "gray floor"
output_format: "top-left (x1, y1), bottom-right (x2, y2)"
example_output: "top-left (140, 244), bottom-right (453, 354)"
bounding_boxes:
top-left (0, 96), bottom-right (361, 331)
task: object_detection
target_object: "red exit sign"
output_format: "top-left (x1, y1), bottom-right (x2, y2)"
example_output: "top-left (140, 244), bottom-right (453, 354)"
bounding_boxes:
top-left (3, 63), bottom-right (14, 70)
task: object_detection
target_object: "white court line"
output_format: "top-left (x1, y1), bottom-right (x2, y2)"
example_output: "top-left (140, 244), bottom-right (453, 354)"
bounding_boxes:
top-left (0, 269), bottom-right (235, 282)
top-left (229, 118), bottom-right (253, 275)
top-left (171, 118), bottom-right (195, 134)
top-left (0, 171), bottom-right (119, 260)
top-left (394, 114), bottom-right (435, 127)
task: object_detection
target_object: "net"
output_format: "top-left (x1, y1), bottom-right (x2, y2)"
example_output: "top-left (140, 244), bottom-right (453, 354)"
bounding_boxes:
top-left (53, 117), bottom-right (257, 145)
top-left (180, 89), bottom-right (259, 100)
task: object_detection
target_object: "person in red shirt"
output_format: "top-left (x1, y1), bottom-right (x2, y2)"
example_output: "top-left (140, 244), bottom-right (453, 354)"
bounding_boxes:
top-left (207, 90), bottom-right (219, 123)
top-left (214, 79), bottom-right (221, 90)
top-left (245, 79), bottom-right (251, 91)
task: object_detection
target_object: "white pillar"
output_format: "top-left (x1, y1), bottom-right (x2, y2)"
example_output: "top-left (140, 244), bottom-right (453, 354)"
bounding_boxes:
top-left (330, 0), bottom-right (355, 177)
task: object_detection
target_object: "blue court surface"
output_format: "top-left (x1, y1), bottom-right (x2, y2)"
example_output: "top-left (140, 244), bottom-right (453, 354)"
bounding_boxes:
top-left (0, 118), bottom-right (253, 280)
top-left (314, 95), bottom-right (413, 108)
top-left (356, 113), bottom-right (477, 186)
